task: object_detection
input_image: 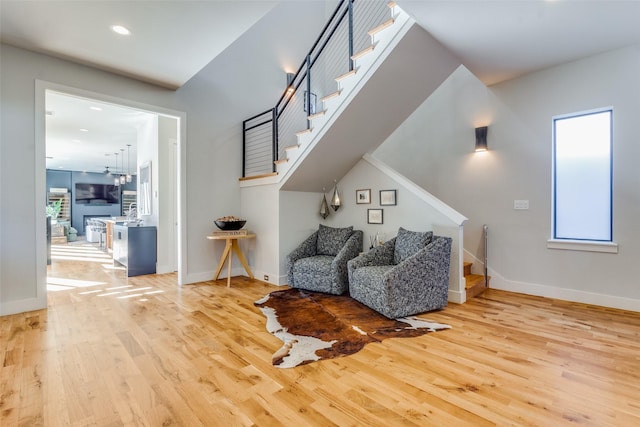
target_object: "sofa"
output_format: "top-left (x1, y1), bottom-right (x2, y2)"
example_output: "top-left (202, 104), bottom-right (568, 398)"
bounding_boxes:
top-left (348, 228), bottom-right (452, 319)
top-left (287, 224), bottom-right (363, 295)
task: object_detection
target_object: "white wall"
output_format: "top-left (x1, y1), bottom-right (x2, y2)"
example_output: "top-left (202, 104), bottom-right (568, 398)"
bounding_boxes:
top-left (374, 45), bottom-right (640, 311)
top-left (137, 115), bottom-right (159, 224)
top-left (157, 116), bottom-right (178, 274)
top-left (0, 1), bottom-right (330, 315)
top-left (236, 182), bottom-right (280, 284)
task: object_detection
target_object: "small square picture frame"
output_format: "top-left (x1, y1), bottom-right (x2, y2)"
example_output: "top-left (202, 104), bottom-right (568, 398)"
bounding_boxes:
top-left (356, 189), bottom-right (371, 204)
top-left (368, 209), bottom-right (383, 224)
top-left (380, 189), bottom-right (397, 206)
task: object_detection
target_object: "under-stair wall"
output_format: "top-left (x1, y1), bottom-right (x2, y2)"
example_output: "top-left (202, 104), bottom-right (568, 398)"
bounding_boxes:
top-left (275, 155), bottom-right (467, 302)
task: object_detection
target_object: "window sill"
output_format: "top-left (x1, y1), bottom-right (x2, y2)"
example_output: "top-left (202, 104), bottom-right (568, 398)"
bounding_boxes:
top-left (547, 239), bottom-right (618, 253)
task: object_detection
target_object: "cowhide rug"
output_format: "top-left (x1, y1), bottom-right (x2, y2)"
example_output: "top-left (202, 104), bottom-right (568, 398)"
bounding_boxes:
top-left (254, 288), bottom-right (451, 368)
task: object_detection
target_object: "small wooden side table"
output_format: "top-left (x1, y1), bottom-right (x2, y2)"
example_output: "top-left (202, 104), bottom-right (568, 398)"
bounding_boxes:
top-left (206, 233), bottom-right (256, 287)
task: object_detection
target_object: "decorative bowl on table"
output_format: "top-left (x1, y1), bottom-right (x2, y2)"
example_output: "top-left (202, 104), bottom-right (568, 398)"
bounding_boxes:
top-left (214, 216), bottom-right (246, 230)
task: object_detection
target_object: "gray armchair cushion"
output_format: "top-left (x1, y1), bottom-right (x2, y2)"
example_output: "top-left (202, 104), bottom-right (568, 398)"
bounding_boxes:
top-left (317, 224), bottom-right (353, 256)
top-left (393, 227), bottom-right (432, 264)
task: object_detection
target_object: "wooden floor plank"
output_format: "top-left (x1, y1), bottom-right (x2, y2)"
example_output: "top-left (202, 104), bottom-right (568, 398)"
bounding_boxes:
top-left (1, 242), bottom-right (640, 426)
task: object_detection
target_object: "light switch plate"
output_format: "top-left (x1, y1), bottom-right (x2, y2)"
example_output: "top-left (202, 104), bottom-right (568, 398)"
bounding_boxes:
top-left (514, 200), bottom-right (529, 210)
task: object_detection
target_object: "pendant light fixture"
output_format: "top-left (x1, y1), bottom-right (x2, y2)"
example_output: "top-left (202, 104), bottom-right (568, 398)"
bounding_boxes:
top-left (319, 188), bottom-right (330, 219)
top-left (126, 144), bottom-right (132, 183)
top-left (119, 148), bottom-right (126, 184)
top-left (330, 180), bottom-right (341, 211)
top-left (114, 152), bottom-right (120, 186)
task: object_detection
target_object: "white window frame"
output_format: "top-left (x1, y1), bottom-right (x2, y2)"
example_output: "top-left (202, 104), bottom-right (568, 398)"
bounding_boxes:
top-left (547, 107), bottom-right (617, 253)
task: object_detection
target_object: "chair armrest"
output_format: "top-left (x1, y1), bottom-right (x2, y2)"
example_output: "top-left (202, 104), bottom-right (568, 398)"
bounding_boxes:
top-left (286, 231), bottom-right (319, 286)
top-left (386, 237), bottom-right (452, 291)
top-left (333, 231), bottom-right (363, 268)
top-left (287, 231), bottom-right (318, 263)
top-left (332, 230), bottom-right (363, 285)
top-left (347, 237), bottom-right (396, 277)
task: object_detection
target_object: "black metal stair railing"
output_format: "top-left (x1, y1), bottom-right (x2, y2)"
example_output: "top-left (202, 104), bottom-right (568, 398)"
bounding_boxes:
top-left (242, 0), bottom-right (392, 178)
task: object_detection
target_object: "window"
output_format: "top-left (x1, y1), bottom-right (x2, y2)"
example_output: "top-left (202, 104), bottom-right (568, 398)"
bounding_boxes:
top-left (550, 108), bottom-right (615, 252)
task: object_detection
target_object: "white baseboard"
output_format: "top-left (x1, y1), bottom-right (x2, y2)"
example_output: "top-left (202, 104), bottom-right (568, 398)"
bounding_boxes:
top-left (251, 269), bottom-right (288, 286)
top-left (448, 289), bottom-right (466, 304)
top-left (1, 296), bottom-right (47, 316)
top-left (184, 266), bottom-right (248, 285)
top-left (463, 248), bottom-right (640, 312)
top-left (490, 274), bottom-right (640, 312)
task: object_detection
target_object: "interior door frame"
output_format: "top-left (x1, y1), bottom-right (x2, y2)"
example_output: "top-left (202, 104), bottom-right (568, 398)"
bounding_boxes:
top-left (35, 80), bottom-right (187, 295)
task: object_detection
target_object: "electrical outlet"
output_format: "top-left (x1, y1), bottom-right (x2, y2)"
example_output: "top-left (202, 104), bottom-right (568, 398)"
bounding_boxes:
top-left (263, 275), bottom-right (269, 281)
top-left (514, 200), bottom-right (529, 210)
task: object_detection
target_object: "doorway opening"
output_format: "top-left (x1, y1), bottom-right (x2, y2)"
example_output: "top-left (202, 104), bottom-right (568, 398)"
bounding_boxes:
top-left (36, 81), bottom-right (186, 299)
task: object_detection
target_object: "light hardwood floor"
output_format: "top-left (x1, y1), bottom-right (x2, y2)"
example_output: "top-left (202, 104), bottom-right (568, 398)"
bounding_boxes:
top-left (2, 242), bottom-right (640, 426)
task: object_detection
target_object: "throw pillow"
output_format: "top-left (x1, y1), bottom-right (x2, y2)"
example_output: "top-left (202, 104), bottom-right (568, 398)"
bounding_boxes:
top-left (393, 227), bottom-right (433, 264)
top-left (317, 224), bottom-right (353, 256)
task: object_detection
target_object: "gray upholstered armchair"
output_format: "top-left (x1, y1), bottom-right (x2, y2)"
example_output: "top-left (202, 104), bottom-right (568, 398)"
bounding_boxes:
top-left (287, 224), bottom-right (363, 295)
top-left (348, 228), bottom-right (452, 319)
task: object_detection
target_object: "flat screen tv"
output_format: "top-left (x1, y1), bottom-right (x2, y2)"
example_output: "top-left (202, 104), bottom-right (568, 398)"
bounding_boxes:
top-left (75, 183), bottom-right (120, 204)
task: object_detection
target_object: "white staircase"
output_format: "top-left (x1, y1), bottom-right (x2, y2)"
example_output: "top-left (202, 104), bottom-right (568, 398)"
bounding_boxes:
top-left (271, 2), bottom-right (414, 189)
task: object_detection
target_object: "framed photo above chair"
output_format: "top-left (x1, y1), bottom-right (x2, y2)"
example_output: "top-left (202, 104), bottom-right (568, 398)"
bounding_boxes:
top-left (380, 189), bottom-right (397, 206)
top-left (356, 189), bottom-right (371, 204)
top-left (368, 209), bottom-right (383, 224)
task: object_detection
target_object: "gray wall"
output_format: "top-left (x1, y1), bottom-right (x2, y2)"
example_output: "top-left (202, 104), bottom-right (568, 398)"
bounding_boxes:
top-left (374, 45), bottom-right (640, 310)
top-left (0, 1), bottom-right (329, 315)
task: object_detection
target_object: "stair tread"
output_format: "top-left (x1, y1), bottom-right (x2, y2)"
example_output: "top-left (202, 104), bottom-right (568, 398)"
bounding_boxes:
top-left (295, 128), bottom-right (313, 136)
top-left (308, 110), bottom-right (326, 120)
top-left (273, 158), bottom-right (288, 165)
top-left (320, 90), bottom-right (341, 102)
top-left (351, 45), bottom-right (374, 61)
top-left (284, 144), bottom-right (300, 152)
top-left (368, 18), bottom-right (395, 36)
top-left (465, 274), bottom-right (487, 289)
top-left (335, 69), bottom-right (357, 82)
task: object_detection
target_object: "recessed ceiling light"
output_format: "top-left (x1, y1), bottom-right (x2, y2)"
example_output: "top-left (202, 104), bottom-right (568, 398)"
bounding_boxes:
top-left (90, 106), bottom-right (103, 111)
top-left (79, 128), bottom-right (89, 132)
top-left (111, 25), bottom-right (131, 36)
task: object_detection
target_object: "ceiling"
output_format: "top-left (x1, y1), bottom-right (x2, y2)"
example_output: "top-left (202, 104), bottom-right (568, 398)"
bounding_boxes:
top-left (3, 0), bottom-right (640, 174)
top-left (45, 91), bottom-right (153, 174)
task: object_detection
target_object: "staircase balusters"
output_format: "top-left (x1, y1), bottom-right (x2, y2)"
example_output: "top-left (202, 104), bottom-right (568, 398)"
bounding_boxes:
top-left (242, 0), bottom-right (392, 178)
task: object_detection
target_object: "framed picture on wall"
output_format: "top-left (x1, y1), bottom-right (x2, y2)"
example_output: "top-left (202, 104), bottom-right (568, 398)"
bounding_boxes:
top-left (380, 189), bottom-right (397, 206)
top-left (368, 209), bottom-right (383, 224)
top-left (356, 189), bottom-right (371, 204)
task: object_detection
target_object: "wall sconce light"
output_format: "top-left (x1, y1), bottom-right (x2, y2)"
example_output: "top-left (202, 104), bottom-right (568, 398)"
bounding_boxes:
top-left (286, 72), bottom-right (295, 96)
top-left (475, 126), bottom-right (488, 152)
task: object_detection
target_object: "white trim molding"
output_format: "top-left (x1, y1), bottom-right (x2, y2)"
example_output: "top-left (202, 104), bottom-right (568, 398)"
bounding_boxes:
top-left (487, 266), bottom-right (639, 313)
top-left (547, 239), bottom-right (618, 253)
